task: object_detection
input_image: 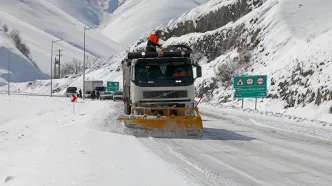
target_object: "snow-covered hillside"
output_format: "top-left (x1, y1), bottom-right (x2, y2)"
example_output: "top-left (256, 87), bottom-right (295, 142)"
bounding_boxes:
top-left (0, 30), bottom-right (48, 85)
top-left (128, 0), bottom-right (332, 117)
top-left (44, 0), bottom-right (127, 26)
top-left (45, 0), bottom-right (106, 26)
top-left (0, 0), bottom-right (122, 76)
top-left (99, 0), bottom-right (210, 46)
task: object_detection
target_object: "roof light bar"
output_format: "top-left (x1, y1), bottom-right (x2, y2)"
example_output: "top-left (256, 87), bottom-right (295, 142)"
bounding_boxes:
top-left (127, 51), bottom-right (190, 59)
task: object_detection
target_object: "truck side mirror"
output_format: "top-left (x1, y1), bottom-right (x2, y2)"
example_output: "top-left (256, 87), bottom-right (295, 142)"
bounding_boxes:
top-left (196, 66), bottom-right (202, 78)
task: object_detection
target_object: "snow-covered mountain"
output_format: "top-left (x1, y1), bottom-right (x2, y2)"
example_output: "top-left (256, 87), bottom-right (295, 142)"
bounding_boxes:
top-left (0, 31), bottom-right (48, 85)
top-left (43, 0), bottom-right (126, 26)
top-left (0, 0), bottom-right (121, 79)
top-left (99, 0), bottom-right (210, 46)
top-left (0, 0), bottom-right (205, 83)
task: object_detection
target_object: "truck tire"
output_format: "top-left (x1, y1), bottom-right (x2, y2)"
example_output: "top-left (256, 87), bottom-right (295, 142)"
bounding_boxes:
top-left (124, 103), bottom-right (131, 115)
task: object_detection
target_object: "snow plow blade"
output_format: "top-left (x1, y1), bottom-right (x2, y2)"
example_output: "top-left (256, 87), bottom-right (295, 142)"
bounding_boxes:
top-left (117, 107), bottom-right (203, 138)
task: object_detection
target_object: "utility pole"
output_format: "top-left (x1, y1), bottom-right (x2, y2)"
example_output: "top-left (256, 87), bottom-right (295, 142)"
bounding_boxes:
top-left (7, 48), bottom-right (12, 95)
top-left (55, 49), bottom-right (62, 79)
top-left (54, 57), bottom-right (57, 79)
top-left (58, 50), bottom-right (62, 78)
top-left (50, 39), bottom-right (62, 97)
top-left (83, 26), bottom-right (91, 100)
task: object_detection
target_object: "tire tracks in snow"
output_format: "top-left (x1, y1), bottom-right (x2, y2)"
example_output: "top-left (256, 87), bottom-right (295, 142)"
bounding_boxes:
top-left (138, 137), bottom-right (240, 186)
top-left (136, 112), bottom-right (332, 186)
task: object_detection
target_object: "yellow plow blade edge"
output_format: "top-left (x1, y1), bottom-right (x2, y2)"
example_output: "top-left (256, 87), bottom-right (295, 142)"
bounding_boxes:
top-left (117, 107), bottom-right (203, 138)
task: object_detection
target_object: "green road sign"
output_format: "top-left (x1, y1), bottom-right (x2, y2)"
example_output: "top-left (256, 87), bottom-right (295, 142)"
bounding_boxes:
top-left (233, 75), bottom-right (267, 98)
top-left (106, 81), bottom-right (119, 92)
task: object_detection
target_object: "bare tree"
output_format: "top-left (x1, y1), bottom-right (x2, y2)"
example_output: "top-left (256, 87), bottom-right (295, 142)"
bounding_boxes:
top-left (8, 29), bottom-right (31, 58)
top-left (18, 43), bottom-right (31, 57)
top-left (60, 63), bottom-right (71, 78)
top-left (60, 56), bottom-right (99, 78)
top-left (85, 55), bottom-right (98, 69)
top-left (72, 58), bottom-right (83, 74)
top-left (60, 58), bottom-right (84, 77)
top-left (9, 29), bottom-right (21, 48)
top-left (2, 24), bottom-right (8, 32)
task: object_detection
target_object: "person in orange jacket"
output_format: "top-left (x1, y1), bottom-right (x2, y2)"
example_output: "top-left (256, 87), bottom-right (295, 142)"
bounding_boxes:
top-left (145, 30), bottom-right (162, 52)
top-left (173, 67), bottom-right (187, 77)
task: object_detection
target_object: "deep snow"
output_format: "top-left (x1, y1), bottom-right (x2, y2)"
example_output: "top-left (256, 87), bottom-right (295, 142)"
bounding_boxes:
top-left (0, 95), bottom-right (193, 186)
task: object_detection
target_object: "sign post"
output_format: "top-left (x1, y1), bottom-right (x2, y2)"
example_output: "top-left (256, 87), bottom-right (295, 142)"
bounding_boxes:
top-left (71, 94), bottom-right (77, 114)
top-left (233, 75), bottom-right (267, 110)
top-left (106, 81), bottom-right (120, 92)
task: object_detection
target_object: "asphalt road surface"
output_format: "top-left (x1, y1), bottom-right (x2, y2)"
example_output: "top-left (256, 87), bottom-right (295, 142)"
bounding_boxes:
top-left (138, 113), bottom-right (332, 186)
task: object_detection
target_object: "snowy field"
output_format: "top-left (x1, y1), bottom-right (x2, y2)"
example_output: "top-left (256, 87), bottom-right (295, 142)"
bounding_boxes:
top-left (0, 95), bottom-right (192, 186)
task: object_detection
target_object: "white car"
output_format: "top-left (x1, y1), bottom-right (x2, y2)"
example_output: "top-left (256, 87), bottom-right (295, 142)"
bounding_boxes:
top-left (112, 91), bottom-right (123, 101)
top-left (99, 91), bottom-right (114, 100)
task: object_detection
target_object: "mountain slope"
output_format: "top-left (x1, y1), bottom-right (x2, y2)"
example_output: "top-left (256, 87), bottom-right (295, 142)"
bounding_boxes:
top-left (45, 0), bottom-right (105, 26)
top-left (99, 0), bottom-right (209, 46)
top-left (151, 0), bottom-right (332, 118)
top-left (0, 31), bottom-right (48, 85)
top-left (0, 0), bottom-right (122, 75)
top-left (46, 0), bottom-right (129, 26)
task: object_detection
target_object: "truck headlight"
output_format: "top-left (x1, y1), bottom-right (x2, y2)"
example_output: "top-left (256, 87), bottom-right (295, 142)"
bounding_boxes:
top-left (187, 103), bottom-right (194, 108)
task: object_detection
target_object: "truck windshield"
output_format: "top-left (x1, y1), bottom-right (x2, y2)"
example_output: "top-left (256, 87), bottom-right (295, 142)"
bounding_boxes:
top-left (135, 63), bottom-right (193, 85)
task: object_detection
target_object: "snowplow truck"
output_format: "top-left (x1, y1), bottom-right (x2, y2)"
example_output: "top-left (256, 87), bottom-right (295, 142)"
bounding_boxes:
top-left (117, 46), bottom-right (203, 138)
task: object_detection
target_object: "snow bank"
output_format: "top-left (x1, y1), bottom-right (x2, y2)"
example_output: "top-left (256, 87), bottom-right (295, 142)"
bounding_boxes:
top-left (198, 102), bottom-right (332, 141)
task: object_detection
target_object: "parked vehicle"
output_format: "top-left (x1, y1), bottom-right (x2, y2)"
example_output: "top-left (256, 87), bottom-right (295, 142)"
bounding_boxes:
top-left (84, 81), bottom-right (103, 98)
top-left (99, 91), bottom-right (114, 100)
top-left (65, 87), bottom-right (78, 97)
top-left (112, 91), bottom-right (123, 101)
top-left (95, 86), bottom-right (106, 99)
top-left (95, 86), bottom-right (106, 93)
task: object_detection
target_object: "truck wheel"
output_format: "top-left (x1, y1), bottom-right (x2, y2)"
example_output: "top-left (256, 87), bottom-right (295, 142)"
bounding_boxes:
top-left (124, 103), bottom-right (131, 115)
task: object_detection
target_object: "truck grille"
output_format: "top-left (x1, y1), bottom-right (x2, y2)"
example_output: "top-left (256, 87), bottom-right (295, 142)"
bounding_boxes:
top-left (143, 90), bottom-right (187, 99)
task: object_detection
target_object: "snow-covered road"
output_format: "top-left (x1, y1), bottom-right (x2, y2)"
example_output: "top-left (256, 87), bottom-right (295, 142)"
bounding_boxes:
top-left (140, 114), bottom-right (332, 186)
top-left (1, 95), bottom-right (331, 186)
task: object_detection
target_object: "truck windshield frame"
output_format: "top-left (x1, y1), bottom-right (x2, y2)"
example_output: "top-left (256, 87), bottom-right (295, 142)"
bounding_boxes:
top-left (134, 58), bottom-right (194, 87)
